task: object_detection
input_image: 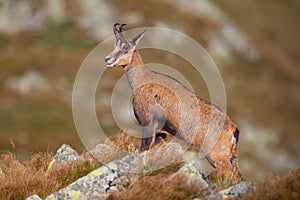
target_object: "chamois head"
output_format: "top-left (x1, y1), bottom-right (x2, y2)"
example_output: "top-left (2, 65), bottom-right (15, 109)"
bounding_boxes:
top-left (105, 23), bottom-right (145, 68)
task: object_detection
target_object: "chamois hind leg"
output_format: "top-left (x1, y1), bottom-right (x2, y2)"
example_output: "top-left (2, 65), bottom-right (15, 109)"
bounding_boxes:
top-left (140, 126), bottom-right (153, 151)
top-left (206, 129), bottom-right (243, 183)
top-left (140, 125), bottom-right (163, 151)
top-left (140, 104), bottom-right (166, 152)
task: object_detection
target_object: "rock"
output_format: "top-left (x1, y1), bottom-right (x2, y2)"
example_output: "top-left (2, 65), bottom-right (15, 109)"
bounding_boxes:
top-left (45, 154), bottom-right (139, 199)
top-left (183, 150), bottom-right (215, 176)
top-left (141, 142), bottom-right (184, 173)
top-left (44, 143), bottom-right (253, 199)
top-left (25, 194), bottom-right (42, 200)
top-left (219, 181), bottom-right (253, 198)
top-left (89, 143), bottom-right (126, 164)
top-left (48, 144), bottom-right (81, 169)
top-left (171, 161), bottom-right (209, 188)
top-left (205, 180), bottom-right (253, 199)
top-left (45, 142), bottom-right (185, 199)
top-left (203, 192), bottom-right (223, 200)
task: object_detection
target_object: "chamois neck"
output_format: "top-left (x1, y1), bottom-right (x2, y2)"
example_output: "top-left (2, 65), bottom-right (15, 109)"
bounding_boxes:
top-left (125, 50), bottom-right (151, 90)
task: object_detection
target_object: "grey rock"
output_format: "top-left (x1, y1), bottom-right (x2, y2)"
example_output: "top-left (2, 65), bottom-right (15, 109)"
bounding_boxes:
top-left (204, 181), bottom-right (253, 199)
top-left (202, 192), bottom-right (223, 200)
top-left (219, 181), bottom-right (253, 198)
top-left (45, 142), bottom-right (185, 199)
top-left (89, 143), bottom-right (126, 164)
top-left (25, 194), bottom-right (42, 200)
top-left (141, 142), bottom-right (184, 173)
top-left (45, 153), bottom-right (139, 199)
top-left (171, 160), bottom-right (209, 188)
top-left (48, 144), bottom-right (81, 169)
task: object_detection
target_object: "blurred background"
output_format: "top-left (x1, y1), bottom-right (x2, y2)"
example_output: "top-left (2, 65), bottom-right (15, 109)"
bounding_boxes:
top-left (0, 0), bottom-right (299, 181)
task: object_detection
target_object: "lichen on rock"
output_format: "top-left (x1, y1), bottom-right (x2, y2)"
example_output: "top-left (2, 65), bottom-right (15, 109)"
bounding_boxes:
top-left (48, 144), bottom-right (81, 169)
top-left (45, 153), bottom-right (140, 199)
top-left (219, 181), bottom-right (253, 198)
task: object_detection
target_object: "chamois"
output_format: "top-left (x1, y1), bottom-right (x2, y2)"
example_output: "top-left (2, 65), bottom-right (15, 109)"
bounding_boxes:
top-left (105, 23), bottom-right (243, 182)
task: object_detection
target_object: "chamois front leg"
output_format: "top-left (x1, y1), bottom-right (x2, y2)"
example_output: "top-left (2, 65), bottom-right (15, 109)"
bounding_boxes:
top-left (140, 104), bottom-right (166, 152)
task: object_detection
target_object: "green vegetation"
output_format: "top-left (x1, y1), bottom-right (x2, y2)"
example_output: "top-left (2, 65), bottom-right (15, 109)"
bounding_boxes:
top-left (38, 20), bottom-right (96, 49)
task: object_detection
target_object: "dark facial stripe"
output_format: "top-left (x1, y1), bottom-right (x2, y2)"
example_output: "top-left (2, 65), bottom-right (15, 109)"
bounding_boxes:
top-left (114, 48), bottom-right (129, 59)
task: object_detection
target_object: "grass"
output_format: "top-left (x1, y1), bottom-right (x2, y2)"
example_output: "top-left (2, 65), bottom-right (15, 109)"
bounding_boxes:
top-left (0, 151), bottom-right (102, 199)
top-left (107, 173), bottom-right (209, 200)
top-left (242, 166), bottom-right (300, 200)
top-left (1, 131), bottom-right (300, 199)
top-left (0, 133), bottom-right (138, 199)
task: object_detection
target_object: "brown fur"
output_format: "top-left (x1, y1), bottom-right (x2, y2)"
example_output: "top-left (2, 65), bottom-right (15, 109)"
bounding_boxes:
top-left (105, 24), bottom-right (243, 183)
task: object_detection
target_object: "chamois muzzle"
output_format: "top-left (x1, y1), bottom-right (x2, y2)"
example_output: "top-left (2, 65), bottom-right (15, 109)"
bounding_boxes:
top-left (104, 56), bottom-right (116, 67)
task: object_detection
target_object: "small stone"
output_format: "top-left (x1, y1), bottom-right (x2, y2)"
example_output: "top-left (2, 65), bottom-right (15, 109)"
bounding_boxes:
top-left (48, 144), bottom-right (80, 169)
top-left (89, 143), bottom-right (126, 164)
top-left (219, 181), bottom-right (253, 197)
top-left (25, 194), bottom-right (42, 200)
top-left (141, 142), bottom-right (184, 173)
top-left (175, 161), bottom-right (209, 187)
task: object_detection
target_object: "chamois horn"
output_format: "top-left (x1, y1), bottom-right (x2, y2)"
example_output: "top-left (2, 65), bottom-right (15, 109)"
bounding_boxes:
top-left (113, 23), bottom-right (127, 42)
top-left (113, 23), bottom-right (121, 41)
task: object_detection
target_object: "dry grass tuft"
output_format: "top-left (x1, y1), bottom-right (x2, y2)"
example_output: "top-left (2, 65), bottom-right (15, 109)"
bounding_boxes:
top-left (107, 160), bottom-right (210, 200)
top-left (107, 173), bottom-right (209, 200)
top-left (242, 166), bottom-right (300, 200)
top-left (0, 151), bottom-right (102, 200)
top-left (111, 131), bottom-right (141, 153)
top-left (109, 130), bottom-right (174, 153)
top-left (2, 146), bottom-right (300, 200)
top-left (0, 152), bottom-right (52, 199)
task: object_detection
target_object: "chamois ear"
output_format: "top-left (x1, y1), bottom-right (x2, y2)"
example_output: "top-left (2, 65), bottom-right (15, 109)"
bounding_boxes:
top-left (130, 29), bottom-right (146, 47)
